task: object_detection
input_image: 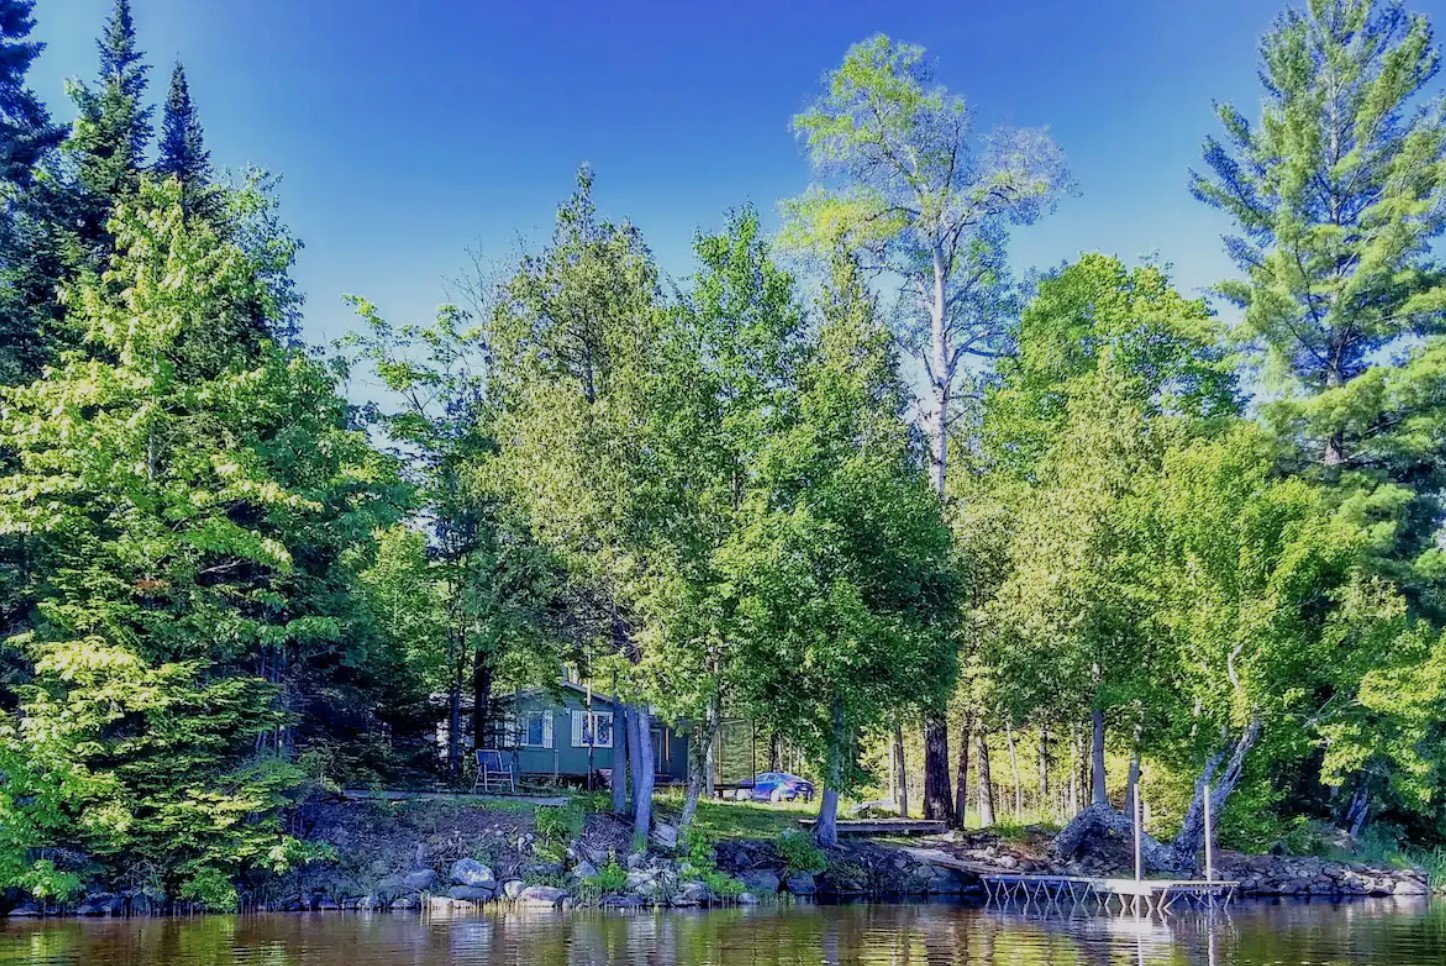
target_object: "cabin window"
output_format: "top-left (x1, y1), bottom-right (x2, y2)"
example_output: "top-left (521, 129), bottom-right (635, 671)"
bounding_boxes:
top-left (573, 710), bottom-right (614, 748)
top-left (519, 711), bottom-right (551, 748)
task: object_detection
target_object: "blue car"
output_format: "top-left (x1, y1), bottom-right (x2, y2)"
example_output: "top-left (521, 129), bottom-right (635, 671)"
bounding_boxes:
top-left (749, 771), bottom-right (815, 804)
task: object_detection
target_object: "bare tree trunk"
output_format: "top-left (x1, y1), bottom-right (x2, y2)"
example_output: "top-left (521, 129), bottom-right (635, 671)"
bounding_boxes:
top-left (1346, 786), bottom-right (1371, 838)
top-left (976, 730), bottom-right (995, 828)
top-left (612, 700), bottom-right (630, 815)
top-left (815, 699), bottom-right (846, 847)
top-left (629, 706), bottom-right (655, 844)
top-left (449, 640), bottom-right (464, 780)
top-left (679, 693), bottom-right (719, 834)
top-left (1067, 724), bottom-right (1080, 816)
top-left (954, 710), bottom-right (973, 828)
top-left (894, 723), bottom-right (910, 818)
top-left (923, 715), bottom-right (955, 824)
top-left (1090, 707), bottom-right (1107, 806)
top-left (1037, 724), bottom-right (1051, 815)
top-left (1123, 712), bottom-right (1144, 819)
top-left (472, 651), bottom-right (494, 750)
top-left (1005, 721), bottom-right (1022, 817)
top-left (1171, 716), bottom-right (1261, 864)
top-left (767, 731), bottom-right (780, 771)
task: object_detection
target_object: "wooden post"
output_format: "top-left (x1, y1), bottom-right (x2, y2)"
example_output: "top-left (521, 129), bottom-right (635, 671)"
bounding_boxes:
top-left (1132, 780), bottom-right (1142, 882)
top-left (1203, 781), bottom-right (1214, 883)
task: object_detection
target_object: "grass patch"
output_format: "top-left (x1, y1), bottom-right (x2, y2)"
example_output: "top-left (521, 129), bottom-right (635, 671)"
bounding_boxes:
top-left (679, 793), bottom-right (818, 841)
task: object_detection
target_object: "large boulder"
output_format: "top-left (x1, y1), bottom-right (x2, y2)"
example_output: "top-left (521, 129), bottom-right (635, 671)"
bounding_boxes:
top-left (739, 870), bottom-right (780, 894)
top-left (501, 879), bottom-right (527, 901)
top-left (785, 873), bottom-right (817, 896)
top-left (571, 860), bottom-right (599, 882)
top-left (403, 868), bottom-right (438, 892)
top-left (651, 822), bottom-right (679, 850)
top-left (450, 859), bottom-right (496, 890)
top-left (448, 885), bottom-right (494, 903)
top-left (516, 885), bottom-right (570, 907)
top-left (374, 873), bottom-right (409, 902)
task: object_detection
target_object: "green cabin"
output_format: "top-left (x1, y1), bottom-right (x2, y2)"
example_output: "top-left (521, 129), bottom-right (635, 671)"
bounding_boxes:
top-left (497, 682), bottom-right (690, 785)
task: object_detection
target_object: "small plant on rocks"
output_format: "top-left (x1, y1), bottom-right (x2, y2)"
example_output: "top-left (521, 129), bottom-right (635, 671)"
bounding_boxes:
top-left (775, 830), bottom-right (828, 876)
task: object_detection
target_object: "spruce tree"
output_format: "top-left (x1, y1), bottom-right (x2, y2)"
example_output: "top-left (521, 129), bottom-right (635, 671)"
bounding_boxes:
top-left (156, 61), bottom-right (217, 219)
top-left (67, 0), bottom-right (151, 248)
top-left (1193, 0), bottom-right (1446, 487)
top-left (0, 0), bottom-right (62, 186)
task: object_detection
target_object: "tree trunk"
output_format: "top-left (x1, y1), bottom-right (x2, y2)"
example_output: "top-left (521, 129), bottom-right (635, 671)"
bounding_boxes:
top-left (612, 701), bottom-right (630, 815)
top-left (448, 640), bottom-right (464, 780)
top-left (1345, 786), bottom-right (1371, 838)
top-left (923, 714), bottom-right (955, 824)
top-left (767, 731), bottom-right (780, 771)
top-left (1090, 707), bottom-right (1107, 806)
top-left (1171, 716), bottom-right (1261, 864)
top-left (1005, 721), bottom-right (1022, 817)
top-left (953, 710), bottom-right (973, 828)
top-left (1067, 724), bottom-right (1080, 816)
top-left (815, 698), bottom-right (847, 848)
top-left (679, 694), bottom-right (719, 834)
top-left (893, 723), bottom-right (909, 818)
top-left (629, 706), bottom-right (655, 844)
top-left (976, 730), bottom-right (995, 828)
top-left (472, 651), bottom-right (494, 750)
top-left (1123, 712), bottom-right (1143, 818)
top-left (1037, 724), bottom-right (1051, 814)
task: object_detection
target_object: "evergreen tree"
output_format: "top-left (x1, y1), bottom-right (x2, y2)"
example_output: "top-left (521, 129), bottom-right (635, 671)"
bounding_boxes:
top-left (156, 61), bottom-right (217, 219)
top-left (0, 0), bottom-right (62, 186)
top-left (1192, 0), bottom-right (1446, 489)
top-left (67, 0), bottom-right (152, 250)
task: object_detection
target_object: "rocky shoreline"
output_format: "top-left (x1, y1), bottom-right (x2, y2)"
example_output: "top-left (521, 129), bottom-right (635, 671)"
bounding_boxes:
top-left (2, 799), bottom-right (1437, 918)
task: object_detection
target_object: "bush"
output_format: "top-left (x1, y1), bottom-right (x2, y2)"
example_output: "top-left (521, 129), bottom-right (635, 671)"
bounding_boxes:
top-left (701, 868), bottom-right (745, 899)
top-left (775, 829), bottom-right (828, 876)
top-left (576, 854), bottom-right (629, 903)
top-left (535, 804), bottom-right (585, 842)
top-left (179, 867), bottom-right (239, 912)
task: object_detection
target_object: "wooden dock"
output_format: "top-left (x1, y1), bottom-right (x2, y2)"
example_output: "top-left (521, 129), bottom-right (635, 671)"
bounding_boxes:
top-left (980, 873), bottom-right (1238, 915)
top-left (795, 818), bottom-right (948, 837)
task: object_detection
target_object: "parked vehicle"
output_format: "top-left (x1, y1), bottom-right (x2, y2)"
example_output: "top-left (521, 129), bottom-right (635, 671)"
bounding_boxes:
top-left (749, 771), bottom-right (815, 803)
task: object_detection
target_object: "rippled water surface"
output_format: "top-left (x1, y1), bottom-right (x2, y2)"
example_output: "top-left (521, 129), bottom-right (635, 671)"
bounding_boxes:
top-left (2, 898), bottom-right (1444, 965)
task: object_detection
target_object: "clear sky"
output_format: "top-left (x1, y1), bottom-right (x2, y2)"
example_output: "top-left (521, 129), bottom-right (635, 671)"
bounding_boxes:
top-left (28, 0), bottom-right (1446, 357)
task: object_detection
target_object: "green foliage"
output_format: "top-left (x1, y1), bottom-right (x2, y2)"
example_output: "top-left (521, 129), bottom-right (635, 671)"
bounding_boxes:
top-left (701, 868), bottom-right (745, 899)
top-left (179, 867), bottom-right (239, 913)
top-left (533, 804), bottom-right (585, 862)
top-left (774, 830), bottom-right (828, 877)
top-left (577, 854), bottom-right (629, 902)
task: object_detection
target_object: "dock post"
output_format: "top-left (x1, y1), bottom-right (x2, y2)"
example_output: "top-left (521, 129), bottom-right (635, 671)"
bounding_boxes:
top-left (1203, 781), bottom-right (1214, 884)
top-left (1133, 780), bottom-right (1143, 882)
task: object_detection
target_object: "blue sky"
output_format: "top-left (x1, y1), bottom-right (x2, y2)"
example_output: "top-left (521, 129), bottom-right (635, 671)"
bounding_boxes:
top-left (29, 0), bottom-right (1446, 359)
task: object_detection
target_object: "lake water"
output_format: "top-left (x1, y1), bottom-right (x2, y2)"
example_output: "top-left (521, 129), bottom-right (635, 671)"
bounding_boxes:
top-left (1, 898), bottom-right (1443, 965)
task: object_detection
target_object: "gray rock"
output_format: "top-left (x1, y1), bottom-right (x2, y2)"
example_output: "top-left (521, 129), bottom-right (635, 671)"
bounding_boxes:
top-left (77, 893), bottom-right (123, 917)
top-left (501, 879), bottom-right (526, 901)
top-left (625, 871), bottom-right (657, 896)
top-left (600, 894), bottom-right (646, 908)
top-left (651, 821), bottom-right (679, 850)
top-left (676, 881), bottom-right (708, 904)
top-left (450, 858), bottom-right (496, 890)
top-left (374, 874), bottom-right (408, 901)
top-left (448, 885), bottom-right (494, 903)
top-left (526, 861), bottom-right (563, 877)
top-left (736, 892), bottom-right (760, 905)
top-left (391, 895), bottom-right (419, 909)
top-left (403, 868), bottom-right (438, 892)
top-left (740, 870), bottom-right (780, 894)
top-left (571, 860), bottom-right (599, 881)
top-left (7, 902), bottom-right (41, 918)
top-left (785, 873), bottom-right (817, 895)
top-left (516, 885), bottom-right (570, 906)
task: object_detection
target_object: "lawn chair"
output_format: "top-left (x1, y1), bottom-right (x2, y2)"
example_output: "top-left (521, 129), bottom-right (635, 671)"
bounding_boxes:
top-left (473, 749), bottom-right (517, 795)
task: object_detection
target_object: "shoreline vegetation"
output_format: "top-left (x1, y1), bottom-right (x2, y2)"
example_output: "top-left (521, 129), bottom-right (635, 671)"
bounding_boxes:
top-left (6, 0), bottom-right (1446, 919)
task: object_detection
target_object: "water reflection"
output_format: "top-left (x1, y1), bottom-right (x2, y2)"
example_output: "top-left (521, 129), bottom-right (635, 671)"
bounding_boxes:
top-left (0, 897), bottom-right (1441, 965)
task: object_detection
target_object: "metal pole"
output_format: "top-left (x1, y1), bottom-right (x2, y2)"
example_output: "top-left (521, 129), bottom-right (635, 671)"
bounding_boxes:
top-left (1204, 782), bottom-right (1214, 883)
top-left (1133, 780), bottom-right (1143, 882)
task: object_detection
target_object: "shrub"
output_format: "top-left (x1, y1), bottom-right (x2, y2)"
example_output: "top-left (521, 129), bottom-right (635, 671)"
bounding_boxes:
top-left (701, 869), bottom-right (745, 899)
top-left (179, 867), bottom-right (239, 912)
top-left (775, 829), bottom-right (828, 876)
top-left (576, 854), bottom-right (629, 903)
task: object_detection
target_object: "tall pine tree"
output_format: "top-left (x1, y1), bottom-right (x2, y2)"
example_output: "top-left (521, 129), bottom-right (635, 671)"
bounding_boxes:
top-left (67, 0), bottom-right (151, 253)
top-left (156, 60), bottom-right (217, 219)
top-left (0, 0), bottom-right (62, 186)
top-left (1192, 0), bottom-right (1446, 488)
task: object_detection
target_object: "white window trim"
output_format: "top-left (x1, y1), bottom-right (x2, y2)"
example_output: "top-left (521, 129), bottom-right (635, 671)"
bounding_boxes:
top-left (572, 709), bottom-right (614, 748)
top-left (519, 710), bottom-right (552, 749)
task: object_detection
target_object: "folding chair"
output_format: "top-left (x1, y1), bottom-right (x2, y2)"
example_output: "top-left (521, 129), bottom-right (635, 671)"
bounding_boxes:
top-left (473, 748), bottom-right (517, 794)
